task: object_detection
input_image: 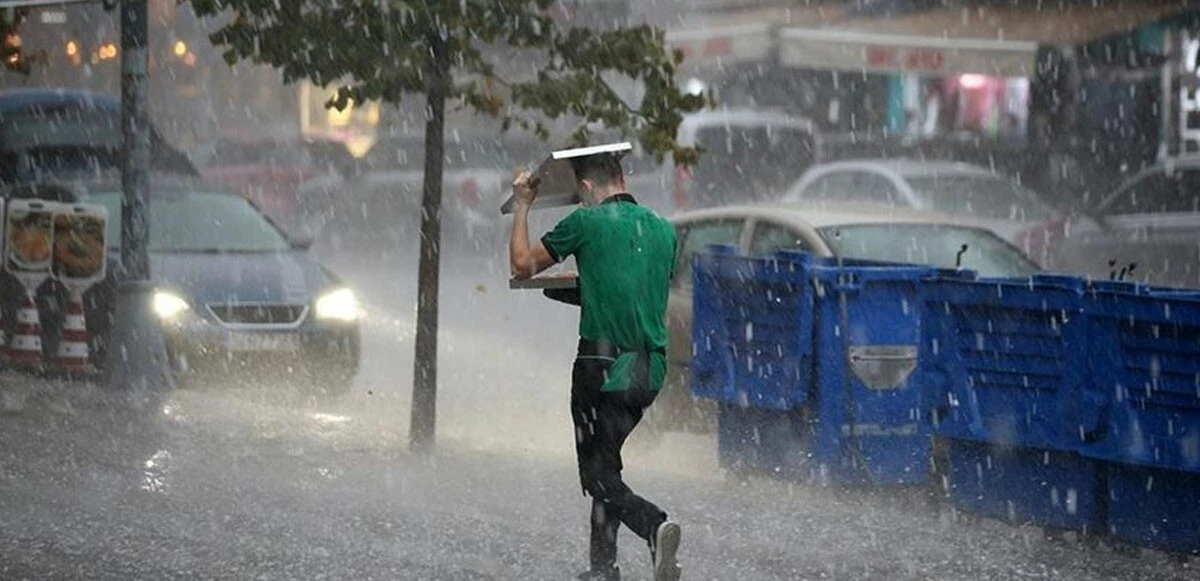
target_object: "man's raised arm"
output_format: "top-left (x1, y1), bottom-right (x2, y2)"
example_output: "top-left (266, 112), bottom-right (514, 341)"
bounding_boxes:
top-left (509, 170), bottom-right (557, 280)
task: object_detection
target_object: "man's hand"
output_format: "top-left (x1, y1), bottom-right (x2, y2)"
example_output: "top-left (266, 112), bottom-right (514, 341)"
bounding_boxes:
top-left (512, 169), bottom-right (541, 208)
top-left (509, 169), bottom-right (555, 279)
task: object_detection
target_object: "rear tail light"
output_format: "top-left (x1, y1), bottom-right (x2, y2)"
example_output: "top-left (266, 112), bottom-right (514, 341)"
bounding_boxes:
top-left (673, 165), bottom-right (692, 211)
top-left (1018, 215), bottom-right (1070, 269)
top-left (459, 178), bottom-right (481, 208)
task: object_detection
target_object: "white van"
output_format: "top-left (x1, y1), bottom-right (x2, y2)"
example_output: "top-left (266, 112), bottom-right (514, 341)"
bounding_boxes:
top-left (624, 108), bottom-right (824, 216)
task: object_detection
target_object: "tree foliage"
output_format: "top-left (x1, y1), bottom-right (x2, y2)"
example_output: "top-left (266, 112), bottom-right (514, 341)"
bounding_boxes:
top-left (189, 0), bottom-right (707, 165)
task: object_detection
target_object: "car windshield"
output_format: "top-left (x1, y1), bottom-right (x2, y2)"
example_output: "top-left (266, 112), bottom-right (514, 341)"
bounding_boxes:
top-left (905, 174), bottom-right (1057, 222)
top-left (817, 223), bottom-right (1040, 278)
top-left (89, 189), bottom-right (292, 253)
top-left (0, 109), bottom-right (122, 151)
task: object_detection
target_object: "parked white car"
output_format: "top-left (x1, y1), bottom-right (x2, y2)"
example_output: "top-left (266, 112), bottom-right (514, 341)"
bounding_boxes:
top-left (780, 159), bottom-right (1065, 255)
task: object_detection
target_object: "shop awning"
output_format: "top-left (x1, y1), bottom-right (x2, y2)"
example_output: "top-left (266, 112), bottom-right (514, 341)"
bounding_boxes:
top-left (665, 23), bottom-right (773, 70)
top-left (777, 1), bottom-right (1191, 77)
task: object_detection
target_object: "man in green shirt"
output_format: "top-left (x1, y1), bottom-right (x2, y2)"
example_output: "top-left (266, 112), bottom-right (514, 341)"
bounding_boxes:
top-left (509, 152), bottom-right (681, 581)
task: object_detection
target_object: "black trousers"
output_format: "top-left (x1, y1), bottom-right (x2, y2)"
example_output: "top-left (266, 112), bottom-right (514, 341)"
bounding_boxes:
top-left (571, 350), bottom-right (667, 572)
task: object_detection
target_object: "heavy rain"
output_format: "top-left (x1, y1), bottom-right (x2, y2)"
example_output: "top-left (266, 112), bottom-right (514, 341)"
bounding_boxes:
top-left (0, 0), bottom-right (1198, 580)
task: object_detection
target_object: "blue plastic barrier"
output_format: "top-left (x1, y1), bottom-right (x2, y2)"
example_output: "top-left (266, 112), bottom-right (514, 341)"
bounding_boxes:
top-left (921, 272), bottom-right (1101, 532)
top-left (693, 243), bottom-right (1200, 551)
top-left (1081, 282), bottom-right (1200, 553)
top-left (946, 439), bottom-right (1100, 532)
top-left (1103, 464), bottom-right (1200, 554)
top-left (695, 248), bottom-right (935, 486)
top-left (922, 273), bottom-right (1095, 448)
top-left (692, 245), bottom-right (814, 411)
top-left (1082, 281), bottom-right (1200, 473)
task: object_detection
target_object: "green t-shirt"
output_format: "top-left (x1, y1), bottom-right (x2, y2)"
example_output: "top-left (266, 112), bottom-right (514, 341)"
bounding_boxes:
top-left (541, 194), bottom-right (677, 392)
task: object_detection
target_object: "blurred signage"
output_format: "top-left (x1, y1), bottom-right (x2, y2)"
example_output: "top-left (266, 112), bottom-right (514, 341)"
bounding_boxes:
top-left (865, 45), bottom-right (945, 72)
top-left (780, 28), bottom-right (1038, 77)
top-left (38, 10), bottom-right (66, 24)
top-left (665, 24), bottom-right (771, 70)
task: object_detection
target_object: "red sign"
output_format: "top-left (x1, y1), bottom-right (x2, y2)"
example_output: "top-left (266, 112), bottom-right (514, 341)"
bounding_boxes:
top-left (703, 37), bottom-right (733, 57)
top-left (904, 48), bottom-right (944, 71)
top-left (866, 46), bottom-right (896, 67)
top-left (866, 45), bottom-right (944, 72)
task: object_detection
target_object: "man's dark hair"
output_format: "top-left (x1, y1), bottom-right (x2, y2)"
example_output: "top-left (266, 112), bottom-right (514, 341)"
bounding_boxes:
top-left (570, 153), bottom-right (623, 187)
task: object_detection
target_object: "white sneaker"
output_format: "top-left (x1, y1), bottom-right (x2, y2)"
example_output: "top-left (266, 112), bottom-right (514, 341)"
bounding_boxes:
top-left (651, 521), bottom-right (681, 581)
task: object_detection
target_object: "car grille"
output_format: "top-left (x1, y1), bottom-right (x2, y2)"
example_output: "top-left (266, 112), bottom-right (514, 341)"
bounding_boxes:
top-left (207, 303), bottom-right (308, 327)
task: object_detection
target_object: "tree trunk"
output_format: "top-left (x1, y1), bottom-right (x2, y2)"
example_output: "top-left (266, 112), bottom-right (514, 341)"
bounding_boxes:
top-left (409, 32), bottom-right (450, 454)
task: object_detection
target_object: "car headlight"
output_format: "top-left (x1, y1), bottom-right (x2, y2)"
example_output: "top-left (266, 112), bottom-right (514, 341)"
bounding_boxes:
top-left (315, 288), bottom-right (359, 322)
top-left (153, 291), bottom-right (190, 320)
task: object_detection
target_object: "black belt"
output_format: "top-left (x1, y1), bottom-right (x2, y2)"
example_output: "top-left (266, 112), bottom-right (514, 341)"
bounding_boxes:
top-left (577, 338), bottom-right (665, 359)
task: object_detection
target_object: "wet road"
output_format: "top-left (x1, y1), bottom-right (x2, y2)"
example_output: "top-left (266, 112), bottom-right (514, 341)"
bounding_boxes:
top-left (0, 244), bottom-right (1195, 580)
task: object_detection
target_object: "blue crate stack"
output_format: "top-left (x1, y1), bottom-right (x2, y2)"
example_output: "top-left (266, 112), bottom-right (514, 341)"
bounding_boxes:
top-left (693, 246), bottom-right (935, 487)
top-left (691, 245), bottom-right (1200, 555)
top-left (1081, 282), bottom-right (1200, 554)
top-left (921, 272), bottom-right (1101, 534)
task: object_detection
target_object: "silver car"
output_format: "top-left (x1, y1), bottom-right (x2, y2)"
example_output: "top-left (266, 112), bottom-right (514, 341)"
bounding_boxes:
top-left (1050, 157), bottom-right (1200, 288)
top-left (780, 159), bottom-right (1063, 252)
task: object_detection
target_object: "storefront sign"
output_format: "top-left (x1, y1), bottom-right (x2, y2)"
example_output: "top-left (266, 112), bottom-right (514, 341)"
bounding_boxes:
top-left (666, 24), bottom-right (772, 70)
top-left (780, 28), bottom-right (1038, 77)
top-left (865, 45), bottom-right (945, 72)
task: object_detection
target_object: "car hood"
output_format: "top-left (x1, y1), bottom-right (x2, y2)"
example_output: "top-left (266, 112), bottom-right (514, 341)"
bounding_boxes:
top-left (149, 251), bottom-right (337, 305)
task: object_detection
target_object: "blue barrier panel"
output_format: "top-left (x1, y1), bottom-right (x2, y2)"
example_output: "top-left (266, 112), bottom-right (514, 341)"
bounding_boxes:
top-left (946, 439), bottom-right (1100, 533)
top-left (692, 245), bottom-right (814, 410)
top-left (1081, 283), bottom-right (1200, 554)
top-left (921, 272), bottom-right (1100, 531)
top-left (1082, 283), bottom-right (1200, 473)
top-left (1104, 464), bottom-right (1200, 554)
top-left (697, 248), bottom-right (935, 486)
top-left (806, 261), bottom-right (935, 486)
top-left (921, 273), bottom-right (1095, 449)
